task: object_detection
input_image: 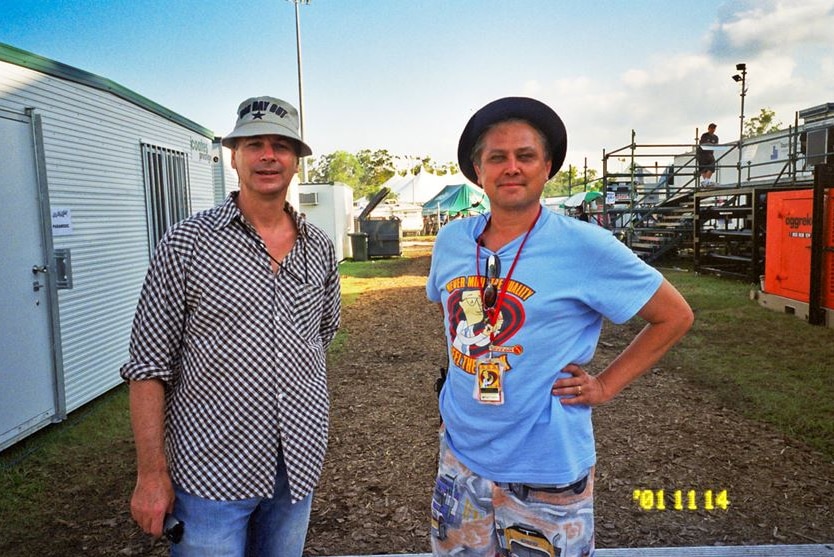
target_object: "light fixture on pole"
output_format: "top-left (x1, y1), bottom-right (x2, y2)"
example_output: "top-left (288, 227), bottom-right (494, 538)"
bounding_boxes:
top-left (292, 0), bottom-right (310, 182)
top-left (731, 63), bottom-right (747, 186)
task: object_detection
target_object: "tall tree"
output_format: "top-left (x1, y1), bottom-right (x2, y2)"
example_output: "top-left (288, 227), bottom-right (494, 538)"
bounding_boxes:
top-left (308, 150), bottom-right (366, 197)
top-left (743, 108), bottom-right (782, 138)
top-left (356, 149), bottom-right (396, 194)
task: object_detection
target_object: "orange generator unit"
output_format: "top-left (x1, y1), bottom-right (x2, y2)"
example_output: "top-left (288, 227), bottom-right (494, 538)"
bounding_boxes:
top-left (760, 188), bottom-right (834, 323)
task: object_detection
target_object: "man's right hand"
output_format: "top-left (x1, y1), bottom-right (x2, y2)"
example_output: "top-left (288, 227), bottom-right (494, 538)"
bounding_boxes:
top-left (128, 379), bottom-right (173, 538)
top-left (130, 471), bottom-right (174, 538)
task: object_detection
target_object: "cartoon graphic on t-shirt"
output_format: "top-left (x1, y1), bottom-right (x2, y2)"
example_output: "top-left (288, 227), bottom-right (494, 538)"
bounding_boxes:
top-left (445, 276), bottom-right (533, 373)
top-left (452, 290), bottom-right (503, 356)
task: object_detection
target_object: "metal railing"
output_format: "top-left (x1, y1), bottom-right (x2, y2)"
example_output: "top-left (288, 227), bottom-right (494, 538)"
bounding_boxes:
top-left (593, 120), bottom-right (834, 276)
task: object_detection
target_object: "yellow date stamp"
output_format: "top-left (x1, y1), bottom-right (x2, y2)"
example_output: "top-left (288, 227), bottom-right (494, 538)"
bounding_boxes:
top-left (633, 489), bottom-right (730, 511)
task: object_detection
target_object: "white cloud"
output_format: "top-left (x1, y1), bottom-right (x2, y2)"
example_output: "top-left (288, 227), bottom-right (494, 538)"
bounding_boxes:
top-left (541, 1), bottom-right (834, 170)
top-left (621, 69), bottom-right (650, 88)
top-left (711, 0), bottom-right (834, 55)
top-left (821, 56), bottom-right (834, 79)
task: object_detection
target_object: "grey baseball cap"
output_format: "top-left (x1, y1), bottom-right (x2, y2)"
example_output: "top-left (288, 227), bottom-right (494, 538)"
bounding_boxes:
top-left (221, 96), bottom-right (312, 157)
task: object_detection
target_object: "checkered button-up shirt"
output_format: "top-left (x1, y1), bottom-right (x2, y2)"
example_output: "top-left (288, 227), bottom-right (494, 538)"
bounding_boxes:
top-left (120, 193), bottom-right (341, 502)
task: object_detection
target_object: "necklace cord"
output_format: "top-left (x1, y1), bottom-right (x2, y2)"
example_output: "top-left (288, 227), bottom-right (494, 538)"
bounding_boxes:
top-left (476, 205), bottom-right (542, 329)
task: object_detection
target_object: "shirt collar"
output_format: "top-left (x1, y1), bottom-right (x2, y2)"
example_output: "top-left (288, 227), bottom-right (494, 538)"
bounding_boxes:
top-left (214, 192), bottom-right (308, 238)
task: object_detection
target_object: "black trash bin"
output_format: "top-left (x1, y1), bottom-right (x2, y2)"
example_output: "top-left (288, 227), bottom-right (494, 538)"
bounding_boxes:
top-left (359, 218), bottom-right (401, 257)
top-left (349, 232), bottom-right (369, 261)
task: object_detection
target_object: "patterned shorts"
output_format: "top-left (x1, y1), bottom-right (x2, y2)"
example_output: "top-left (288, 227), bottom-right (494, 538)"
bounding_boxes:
top-left (430, 433), bottom-right (595, 557)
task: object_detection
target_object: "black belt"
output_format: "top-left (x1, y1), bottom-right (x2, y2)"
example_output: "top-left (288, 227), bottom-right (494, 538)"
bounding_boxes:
top-left (506, 475), bottom-right (588, 501)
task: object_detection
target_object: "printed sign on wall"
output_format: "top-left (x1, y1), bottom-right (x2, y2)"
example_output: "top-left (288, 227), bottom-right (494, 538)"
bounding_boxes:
top-left (51, 208), bottom-right (73, 236)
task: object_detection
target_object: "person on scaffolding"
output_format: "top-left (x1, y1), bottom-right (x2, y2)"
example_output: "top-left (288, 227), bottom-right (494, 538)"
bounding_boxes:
top-left (697, 122), bottom-right (719, 186)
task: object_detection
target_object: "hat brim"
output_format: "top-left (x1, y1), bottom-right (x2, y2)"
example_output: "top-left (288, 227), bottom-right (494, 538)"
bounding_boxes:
top-left (221, 122), bottom-right (313, 157)
top-left (457, 97), bottom-right (567, 185)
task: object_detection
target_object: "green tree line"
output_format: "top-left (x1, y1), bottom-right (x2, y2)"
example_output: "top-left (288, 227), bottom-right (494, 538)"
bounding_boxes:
top-left (307, 150), bottom-right (460, 201)
top-left (307, 107), bottom-right (780, 202)
top-left (542, 166), bottom-right (600, 198)
top-left (307, 149), bottom-right (601, 201)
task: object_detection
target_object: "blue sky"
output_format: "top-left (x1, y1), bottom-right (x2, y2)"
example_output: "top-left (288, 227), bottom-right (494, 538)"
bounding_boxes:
top-left (3, 0), bottom-right (833, 173)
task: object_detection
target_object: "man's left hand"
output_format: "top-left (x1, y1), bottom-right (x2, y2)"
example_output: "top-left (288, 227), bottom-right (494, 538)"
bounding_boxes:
top-left (552, 363), bottom-right (605, 406)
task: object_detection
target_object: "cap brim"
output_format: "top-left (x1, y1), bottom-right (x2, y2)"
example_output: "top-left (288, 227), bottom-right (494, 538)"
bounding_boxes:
top-left (457, 97), bottom-right (567, 185)
top-left (221, 122), bottom-right (312, 157)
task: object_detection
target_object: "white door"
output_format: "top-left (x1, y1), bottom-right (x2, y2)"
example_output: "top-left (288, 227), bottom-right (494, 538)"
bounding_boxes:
top-left (0, 111), bottom-right (59, 450)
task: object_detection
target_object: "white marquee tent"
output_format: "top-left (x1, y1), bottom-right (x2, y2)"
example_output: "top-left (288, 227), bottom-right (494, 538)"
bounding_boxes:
top-left (383, 171), bottom-right (473, 204)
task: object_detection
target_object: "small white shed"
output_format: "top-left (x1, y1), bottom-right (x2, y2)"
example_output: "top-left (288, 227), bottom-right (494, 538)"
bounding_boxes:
top-left (298, 182), bottom-right (354, 262)
top-left (0, 42), bottom-right (225, 450)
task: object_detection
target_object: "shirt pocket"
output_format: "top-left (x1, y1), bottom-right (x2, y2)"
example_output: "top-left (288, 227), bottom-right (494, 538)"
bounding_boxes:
top-left (289, 282), bottom-right (326, 342)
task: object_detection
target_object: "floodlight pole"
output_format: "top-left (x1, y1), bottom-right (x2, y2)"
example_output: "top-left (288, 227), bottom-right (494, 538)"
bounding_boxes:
top-left (293, 0), bottom-right (309, 182)
top-left (568, 165), bottom-right (572, 195)
top-left (583, 157), bottom-right (588, 192)
top-left (732, 63), bottom-right (747, 187)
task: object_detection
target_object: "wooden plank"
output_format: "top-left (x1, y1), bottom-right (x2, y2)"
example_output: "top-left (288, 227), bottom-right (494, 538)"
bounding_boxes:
top-left (701, 230), bottom-right (753, 238)
top-left (329, 546), bottom-right (834, 557)
top-left (595, 545), bottom-right (834, 556)
top-left (706, 253), bottom-right (753, 262)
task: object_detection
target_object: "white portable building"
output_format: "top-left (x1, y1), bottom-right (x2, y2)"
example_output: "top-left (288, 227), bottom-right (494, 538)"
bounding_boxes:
top-left (0, 42), bottom-right (226, 450)
top-left (298, 182), bottom-right (354, 261)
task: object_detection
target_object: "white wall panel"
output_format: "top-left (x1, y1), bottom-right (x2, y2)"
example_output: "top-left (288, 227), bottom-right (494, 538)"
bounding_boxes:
top-left (1, 57), bottom-right (217, 415)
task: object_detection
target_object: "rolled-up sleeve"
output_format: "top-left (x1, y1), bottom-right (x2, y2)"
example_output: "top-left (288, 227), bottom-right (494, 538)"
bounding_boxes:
top-left (120, 236), bottom-right (188, 384)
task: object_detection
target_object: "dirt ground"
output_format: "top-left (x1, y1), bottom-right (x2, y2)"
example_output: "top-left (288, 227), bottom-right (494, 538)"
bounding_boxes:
top-left (5, 244), bottom-right (833, 556)
top-left (306, 247), bottom-right (834, 555)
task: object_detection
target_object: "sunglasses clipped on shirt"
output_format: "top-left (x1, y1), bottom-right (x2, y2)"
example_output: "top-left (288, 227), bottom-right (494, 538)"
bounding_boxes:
top-left (483, 253), bottom-right (501, 309)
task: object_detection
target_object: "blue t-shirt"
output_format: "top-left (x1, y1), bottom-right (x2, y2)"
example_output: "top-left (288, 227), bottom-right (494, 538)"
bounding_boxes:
top-left (426, 208), bottom-right (663, 485)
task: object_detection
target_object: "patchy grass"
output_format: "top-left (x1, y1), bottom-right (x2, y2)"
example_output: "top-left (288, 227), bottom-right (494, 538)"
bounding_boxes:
top-left (0, 386), bottom-right (134, 549)
top-left (333, 253), bottom-right (428, 356)
top-left (662, 269), bottom-right (834, 459)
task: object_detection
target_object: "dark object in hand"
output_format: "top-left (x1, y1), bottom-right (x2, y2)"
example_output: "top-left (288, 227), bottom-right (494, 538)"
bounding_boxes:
top-left (163, 514), bottom-right (184, 544)
top-left (435, 366), bottom-right (447, 397)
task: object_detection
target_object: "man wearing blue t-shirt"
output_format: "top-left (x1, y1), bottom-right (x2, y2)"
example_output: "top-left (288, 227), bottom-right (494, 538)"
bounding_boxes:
top-left (426, 97), bottom-right (693, 557)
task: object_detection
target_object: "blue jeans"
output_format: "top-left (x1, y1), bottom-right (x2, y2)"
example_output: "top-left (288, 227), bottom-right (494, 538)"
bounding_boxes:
top-left (170, 455), bottom-right (312, 557)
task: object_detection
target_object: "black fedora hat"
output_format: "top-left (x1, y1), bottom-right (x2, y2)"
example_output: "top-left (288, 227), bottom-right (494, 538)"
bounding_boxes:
top-left (457, 97), bottom-right (567, 185)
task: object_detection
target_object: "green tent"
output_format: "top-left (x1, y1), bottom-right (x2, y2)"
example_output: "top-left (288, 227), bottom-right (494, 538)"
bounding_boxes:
top-left (421, 183), bottom-right (490, 216)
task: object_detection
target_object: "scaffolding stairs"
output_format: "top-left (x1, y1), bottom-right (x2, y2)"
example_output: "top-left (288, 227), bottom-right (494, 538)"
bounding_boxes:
top-left (598, 118), bottom-right (826, 277)
top-left (615, 192), bottom-right (695, 263)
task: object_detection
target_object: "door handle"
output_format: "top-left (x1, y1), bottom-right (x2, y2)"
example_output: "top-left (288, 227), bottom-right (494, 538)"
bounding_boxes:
top-left (33, 280), bottom-right (45, 292)
top-left (32, 265), bottom-right (49, 274)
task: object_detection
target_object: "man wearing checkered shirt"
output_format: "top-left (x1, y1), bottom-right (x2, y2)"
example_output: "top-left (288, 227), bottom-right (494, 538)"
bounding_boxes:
top-left (120, 96), bottom-right (341, 556)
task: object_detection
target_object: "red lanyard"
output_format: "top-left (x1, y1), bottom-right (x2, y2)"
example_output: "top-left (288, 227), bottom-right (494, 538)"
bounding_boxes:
top-left (476, 205), bottom-right (541, 328)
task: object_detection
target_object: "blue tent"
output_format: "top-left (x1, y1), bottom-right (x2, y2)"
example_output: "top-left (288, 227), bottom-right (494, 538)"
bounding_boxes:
top-left (421, 183), bottom-right (490, 216)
